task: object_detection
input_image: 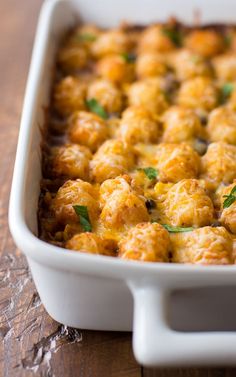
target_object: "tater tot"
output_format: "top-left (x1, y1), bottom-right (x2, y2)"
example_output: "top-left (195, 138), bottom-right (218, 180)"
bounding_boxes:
top-left (201, 142), bottom-right (236, 186)
top-left (53, 76), bottom-right (86, 116)
top-left (171, 226), bottom-right (233, 264)
top-left (172, 49), bottom-right (213, 81)
top-left (136, 53), bottom-right (168, 78)
top-left (118, 105), bottom-right (161, 144)
top-left (118, 222), bottom-right (170, 262)
top-left (70, 24), bottom-right (101, 46)
top-left (91, 140), bottom-right (135, 183)
top-left (160, 179), bottom-right (214, 227)
top-left (100, 178), bottom-right (149, 229)
top-left (138, 24), bottom-right (176, 53)
top-left (66, 233), bottom-right (116, 256)
top-left (68, 111), bottom-right (108, 152)
top-left (99, 175), bottom-right (131, 204)
top-left (49, 144), bottom-right (92, 180)
top-left (87, 79), bottom-right (124, 114)
top-left (91, 30), bottom-right (131, 58)
top-left (162, 106), bottom-right (206, 144)
top-left (213, 53), bottom-right (236, 81)
top-left (128, 78), bottom-right (168, 116)
top-left (177, 76), bottom-right (219, 115)
top-left (184, 30), bottom-right (225, 58)
top-left (96, 54), bottom-right (135, 84)
top-left (51, 179), bottom-right (99, 225)
top-left (207, 106), bottom-right (236, 145)
top-left (156, 143), bottom-right (200, 183)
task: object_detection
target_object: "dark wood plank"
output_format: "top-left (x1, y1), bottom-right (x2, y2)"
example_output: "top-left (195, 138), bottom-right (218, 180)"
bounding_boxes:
top-left (0, 1), bottom-right (235, 376)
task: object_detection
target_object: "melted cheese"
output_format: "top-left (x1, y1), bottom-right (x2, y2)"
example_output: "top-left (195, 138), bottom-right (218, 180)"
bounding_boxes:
top-left (40, 22), bottom-right (236, 264)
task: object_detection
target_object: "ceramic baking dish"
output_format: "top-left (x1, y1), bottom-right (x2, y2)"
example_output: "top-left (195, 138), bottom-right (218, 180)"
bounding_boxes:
top-left (9, 0), bottom-right (236, 367)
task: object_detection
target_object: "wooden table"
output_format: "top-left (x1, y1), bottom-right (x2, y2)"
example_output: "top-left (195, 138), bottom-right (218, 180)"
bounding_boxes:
top-left (0, 1), bottom-right (235, 376)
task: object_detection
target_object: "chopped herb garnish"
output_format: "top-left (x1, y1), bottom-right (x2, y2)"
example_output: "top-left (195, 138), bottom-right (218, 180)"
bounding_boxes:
top-left (162, 224), bottom-right (194, 233)
top-left (162, 28), bottom-right (182, 47)
top-left (220, 83), bottom-right (234, 103)
top-left (120, 52), bottom-right (136, 63)
top-left (86, 98), bottom-right (108, 119)
top-left (75, 33), bottom-right (97, 42)
top-left (223, 186), bottom-right (236, 209)
top-left (138, 167), bottom-right (158, 180)
top-left (73, 205), bottom-right (92, 232)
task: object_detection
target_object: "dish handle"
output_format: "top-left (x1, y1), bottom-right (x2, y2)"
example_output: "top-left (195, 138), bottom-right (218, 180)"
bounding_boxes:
top-left (128, 282), bottom-right (236, 367)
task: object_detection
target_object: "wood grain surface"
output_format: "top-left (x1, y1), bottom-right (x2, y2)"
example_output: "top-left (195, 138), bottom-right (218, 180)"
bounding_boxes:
top-left (0, 1), bottom-right (236, 376)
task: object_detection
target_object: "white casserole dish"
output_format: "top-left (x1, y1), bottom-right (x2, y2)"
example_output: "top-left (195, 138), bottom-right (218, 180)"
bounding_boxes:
top-left (9, 0), bottom-right (236, 367)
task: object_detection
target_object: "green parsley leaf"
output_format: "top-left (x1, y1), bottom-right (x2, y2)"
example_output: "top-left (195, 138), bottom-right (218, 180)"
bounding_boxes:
top-left (162, 28), bottom-right (182, 47)
top-left (231, 186), bottom-right (236, 195)
top-left (73, 205), bottom-right (92, 232)
top-left (162, 224), bottom-right (194, 233)
top-left (223, 185), bottom-right (236, 208)
top-left (223, 195), bottom-right (236, 208)
top-left (138, 167), bottom-right (158, 180)
top-left (75, 33), bottom-right (97, 42)
top-left (86, 98), bottom-right (108, 119)
top-left (220, 83), bottom-right (234, 103)
top-left (120, 52), bottom-right (136, 63)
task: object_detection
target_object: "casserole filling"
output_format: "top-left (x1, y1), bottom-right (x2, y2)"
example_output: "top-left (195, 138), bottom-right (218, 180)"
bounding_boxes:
top-left (38, 20), bottom-right (236, 264)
